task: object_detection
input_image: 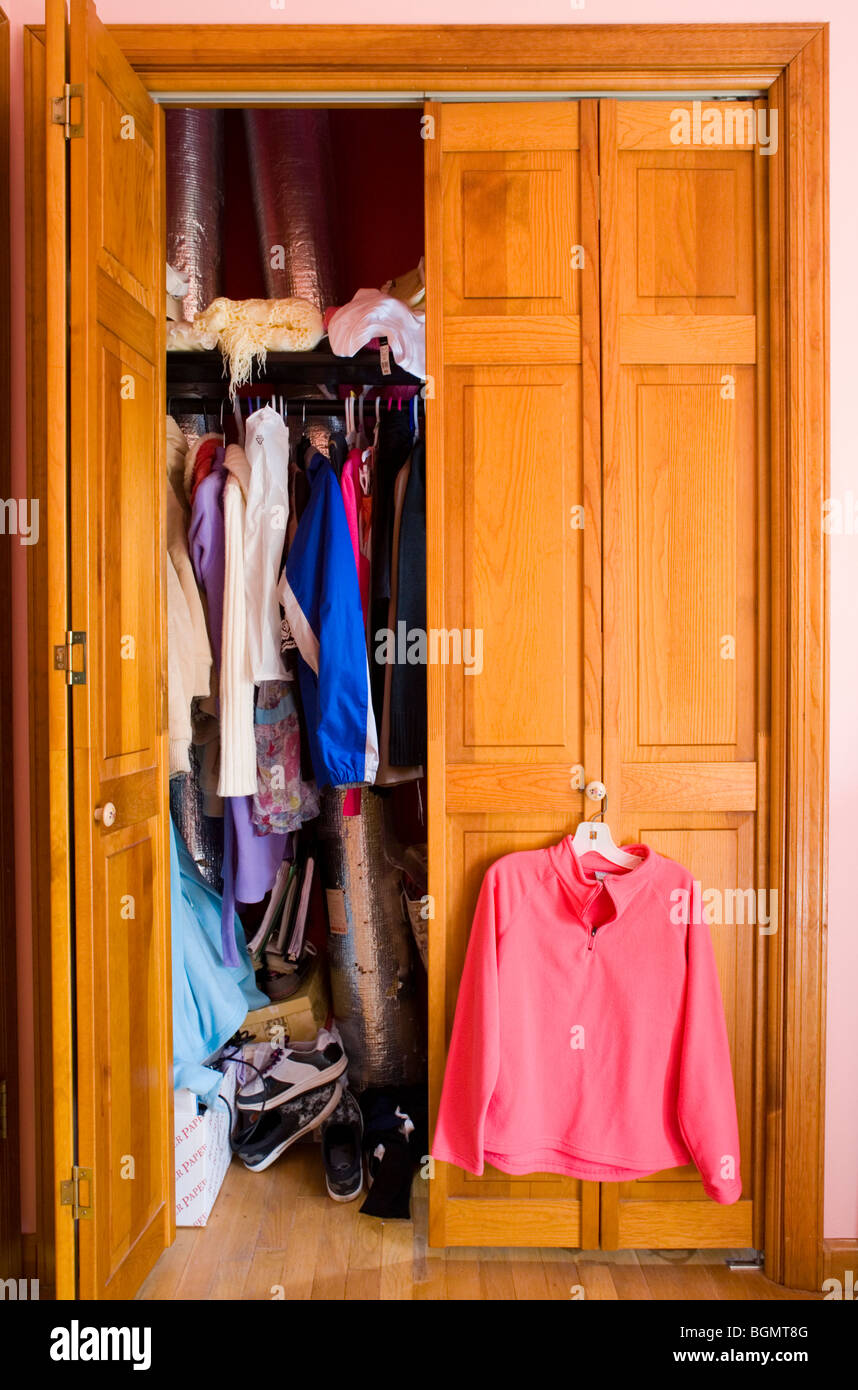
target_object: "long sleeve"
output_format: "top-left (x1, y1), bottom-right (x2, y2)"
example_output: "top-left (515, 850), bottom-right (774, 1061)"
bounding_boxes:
top-left (244, 408), bottom-right (290, 683)
top-left (218, 474), bottom-right (258, 797)
top-left (166, 557), bottom-right (196, 775)
top-left (432, 868), bottom-right (501, 1176)
top-left (279, 462), bottom-right (378, 788)
top-left (676, 916), bottom-right (742, 1205)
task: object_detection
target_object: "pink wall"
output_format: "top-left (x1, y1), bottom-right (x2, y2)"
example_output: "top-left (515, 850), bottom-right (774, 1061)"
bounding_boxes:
top-left (5, 1), bottom-right (855, 1241)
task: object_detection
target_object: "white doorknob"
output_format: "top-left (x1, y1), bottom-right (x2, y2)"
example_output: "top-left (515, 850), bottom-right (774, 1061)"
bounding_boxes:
top-left (585, 781), bottom-right (607, 803)
top-left (94, 802), bottom-right (116, 828)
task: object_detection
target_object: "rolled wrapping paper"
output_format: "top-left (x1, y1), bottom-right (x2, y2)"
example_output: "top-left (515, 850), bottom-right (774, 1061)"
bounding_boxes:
top-left (193, 296), bottom-right (326, 394)
top-left (165, 109), bottom-right (225, 325)
top-left (318, 788), bottom-right (425, 1089)
top-left (244, 109), bottom-right (339, 310)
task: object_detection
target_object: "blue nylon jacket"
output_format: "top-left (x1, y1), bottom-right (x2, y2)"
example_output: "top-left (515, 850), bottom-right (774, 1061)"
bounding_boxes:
top-left (278, 452), bottom-right (378, 789)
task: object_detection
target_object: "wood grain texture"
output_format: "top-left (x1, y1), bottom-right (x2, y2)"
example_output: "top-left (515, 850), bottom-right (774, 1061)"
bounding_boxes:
top-left (429, 103), bottom-right (597, 1247)
top-left (776, 27), bottom-right (829, 1294)
top-left (617, 100), bottom-right (762, 150)
top-left (620, 316), bottom-right (756, 364)
top-left (37, 1), bottom-right (77, 1301)
top-left (135, 1147), bottom-right (822, 1301)
top-left (0, 3), bottom-right (21, 1284)
top-left (423, 100), bottom-right (448, 1253)
top-left (107, 24), bottom-right (822, 82)
top-left (444, 315), bottom-right (580, 365)
top-left (67, 0), bottom-right (171, 1300)
top-left (600, 97), bottom-right (765, 1249)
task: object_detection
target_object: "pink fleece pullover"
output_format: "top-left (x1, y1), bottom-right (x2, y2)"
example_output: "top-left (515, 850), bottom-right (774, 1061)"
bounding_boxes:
top-left (432, 839), bottom-right (742, 1204)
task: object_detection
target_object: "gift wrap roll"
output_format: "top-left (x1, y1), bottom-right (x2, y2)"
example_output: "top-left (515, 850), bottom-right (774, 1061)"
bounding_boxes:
top-left (318, 789), bottom-right (424, 1090)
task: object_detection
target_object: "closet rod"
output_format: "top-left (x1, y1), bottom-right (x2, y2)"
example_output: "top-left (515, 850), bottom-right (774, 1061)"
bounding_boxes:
top-left (166, 396), bottom-right (423, 416)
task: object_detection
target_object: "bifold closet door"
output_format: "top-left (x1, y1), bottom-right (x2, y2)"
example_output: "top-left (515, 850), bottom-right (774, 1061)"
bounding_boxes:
top-left (49, 0), bottom-right (173, 1298)
top-left (426, 101), bottom-right (603, 1248)
top-left (598, 100), bottom-right (767, 1248)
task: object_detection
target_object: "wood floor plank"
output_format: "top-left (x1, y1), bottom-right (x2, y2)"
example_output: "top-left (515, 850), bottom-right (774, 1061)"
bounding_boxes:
top-left (278, 1195), bottom-right (327, 1300)
top-left (641, 1261), bottom-right (721, 1301)
top-left (541, 1248), bottom-right (583, 1300)
top-left (242, 1248), bottom-right (294, 1301)
top-left (479, 1247), bottom-right (517, 1301)
top-left (380, 1217), bottom-right (417, 1300)
top-left (311, 1197), bottom-right (356, 1300)
top-left (577, 1260), bottom-right (620, 1300)
top-left (609, 1263), bottom-right (654, 1299)
top-left (135, 1227), bottom-right (199, 1300)
top-left (509, 1250), bottom-right (551, 1300)
top-left (411, 1173), bottom-right (448, 1300)
top-left (444, 1248), bottom-right (483, 1300)
top-left (345, 1205), bottom-right (383, 1300)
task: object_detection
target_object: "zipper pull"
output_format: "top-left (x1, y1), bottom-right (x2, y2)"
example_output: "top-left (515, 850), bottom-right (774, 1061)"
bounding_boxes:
top-left (587, 927), bottom-right (598, 952)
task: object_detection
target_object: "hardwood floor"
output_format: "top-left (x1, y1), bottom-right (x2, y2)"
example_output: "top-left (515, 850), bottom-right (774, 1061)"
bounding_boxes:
top-left (137, 1142), bottom-right (821, 1301)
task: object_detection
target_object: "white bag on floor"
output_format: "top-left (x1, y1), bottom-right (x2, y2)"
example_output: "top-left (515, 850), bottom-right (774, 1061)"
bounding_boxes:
top-left (174, 1065), bottom-right (236, 1227)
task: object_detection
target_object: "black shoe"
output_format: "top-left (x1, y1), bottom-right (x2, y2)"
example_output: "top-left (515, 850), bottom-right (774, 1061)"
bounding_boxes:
top-left (320, 1088), bottom-right (364, 1202)
top-left (236, 1081), bottom-right (342, 1172)
top-left (236, 1033), bottom-right (347, 1113)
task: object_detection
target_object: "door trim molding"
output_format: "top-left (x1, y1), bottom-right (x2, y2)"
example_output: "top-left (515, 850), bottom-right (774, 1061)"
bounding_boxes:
top-left (23, 21), bottom-right (828, 1293)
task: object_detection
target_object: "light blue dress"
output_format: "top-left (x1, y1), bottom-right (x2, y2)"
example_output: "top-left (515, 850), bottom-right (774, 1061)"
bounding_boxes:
top-left (170, 814), bottom-right (268, 1109)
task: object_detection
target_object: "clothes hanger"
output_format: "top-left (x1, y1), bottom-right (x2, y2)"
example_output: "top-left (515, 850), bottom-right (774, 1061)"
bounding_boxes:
top-left (570, 793), bottom-right (640, 869)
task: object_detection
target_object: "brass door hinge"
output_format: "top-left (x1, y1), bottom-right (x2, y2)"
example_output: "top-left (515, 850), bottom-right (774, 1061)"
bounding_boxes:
top-left (51, 83), bottom-right (84, 139)
top-left (0, 1080), bottom-right (6, 1140)
top-left (54, 631), bottom-right (87, 686)
top-left (60, 1166), bottom-right (93, 1220)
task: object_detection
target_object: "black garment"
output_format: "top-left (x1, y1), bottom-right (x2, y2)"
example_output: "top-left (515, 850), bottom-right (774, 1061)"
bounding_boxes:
top-left (327, 428), bottom-right (348, 483)
top-left (370, 406), bottom-right (416, 719)
top-left (358, 1085), bottom-right (427, 1221)
top-left (389, 439), bottom-right (426, 766)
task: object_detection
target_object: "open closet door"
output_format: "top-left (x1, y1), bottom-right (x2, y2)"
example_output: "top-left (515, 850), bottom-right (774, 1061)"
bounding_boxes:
top-left (426, 101), bottom-right (603, 1247)
top-left (50, 0), bottom-right (172, 1298)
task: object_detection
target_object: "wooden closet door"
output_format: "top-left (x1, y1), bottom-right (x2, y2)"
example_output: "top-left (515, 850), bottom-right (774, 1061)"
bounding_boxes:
top-left (59, 0), bottom-right (172, 1297)
top-left (598, 101), bottom-right (767, 1248)
top-left (427, 102), bottom-right (602, 1248)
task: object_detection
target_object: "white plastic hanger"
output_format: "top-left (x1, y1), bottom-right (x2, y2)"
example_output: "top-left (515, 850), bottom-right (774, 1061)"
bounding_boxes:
top-left (570, 792), bottom-right (640, 870)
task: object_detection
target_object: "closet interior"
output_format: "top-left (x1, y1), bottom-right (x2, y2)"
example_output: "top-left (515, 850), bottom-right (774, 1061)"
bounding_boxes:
top-left (164, 105), bottom-right (430, 1225)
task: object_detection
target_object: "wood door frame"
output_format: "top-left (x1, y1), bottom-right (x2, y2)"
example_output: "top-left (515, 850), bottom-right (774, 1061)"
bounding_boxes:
top-left (23, 22), bottom-right (828, 1293)
top-left (0, 4), bottom-right (22, 1285)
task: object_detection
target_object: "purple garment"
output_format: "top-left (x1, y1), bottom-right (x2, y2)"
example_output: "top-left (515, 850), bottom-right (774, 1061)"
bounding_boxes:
top-left (188, 450), bottom-right (227, 670)
top-left (188, 449), bottom-right (287, 965)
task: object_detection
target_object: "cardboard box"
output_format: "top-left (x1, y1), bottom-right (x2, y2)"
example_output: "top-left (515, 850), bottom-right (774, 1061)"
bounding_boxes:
top-left (244, 955), bottom-right (330, 1044)
top-left (174, 1064), bottom-right (236, 1228)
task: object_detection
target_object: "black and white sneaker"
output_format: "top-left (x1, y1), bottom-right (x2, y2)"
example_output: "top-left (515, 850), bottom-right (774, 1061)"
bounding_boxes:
top-left (236, 1032), bottom-right (347, 1113)
top-left (236, 1082), bottom-right (343, 1173)
top-left (320, 1088), bottom-right (364, 1203)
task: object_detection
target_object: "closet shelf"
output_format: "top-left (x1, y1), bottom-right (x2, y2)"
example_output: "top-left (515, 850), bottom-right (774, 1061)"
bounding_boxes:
top-left (166, 346), bottom-right (421, 394)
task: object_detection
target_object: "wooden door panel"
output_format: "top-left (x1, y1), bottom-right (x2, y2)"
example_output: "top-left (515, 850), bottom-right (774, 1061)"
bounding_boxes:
top-left (67, 0), bottom-right (171, 1299)
top-left (599, 816), bottom-right (756, 1248)
top-left (428, 100), bottom-right (602, 1248)
top-left (97, 332), bottom-right (159, 768)
top-left (600, 101), bottom-right (767, 1249)
top-left (443, 366), bottom-right (583, 767)
top-left (440, 814), bottom-right (598, 1247)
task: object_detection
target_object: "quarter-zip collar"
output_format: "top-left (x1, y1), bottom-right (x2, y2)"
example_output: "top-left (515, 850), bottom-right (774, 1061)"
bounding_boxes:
top-left (549, 837), bottom-right (655, 925)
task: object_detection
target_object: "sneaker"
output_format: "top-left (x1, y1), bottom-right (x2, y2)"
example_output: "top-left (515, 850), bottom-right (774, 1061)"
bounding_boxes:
top-left (320, 1088), bottom-right (364, 1202)
top-left (236, 1081), bottom-right (342, 1173)
top-left (236, 1032), bottom-right (347, 1113)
